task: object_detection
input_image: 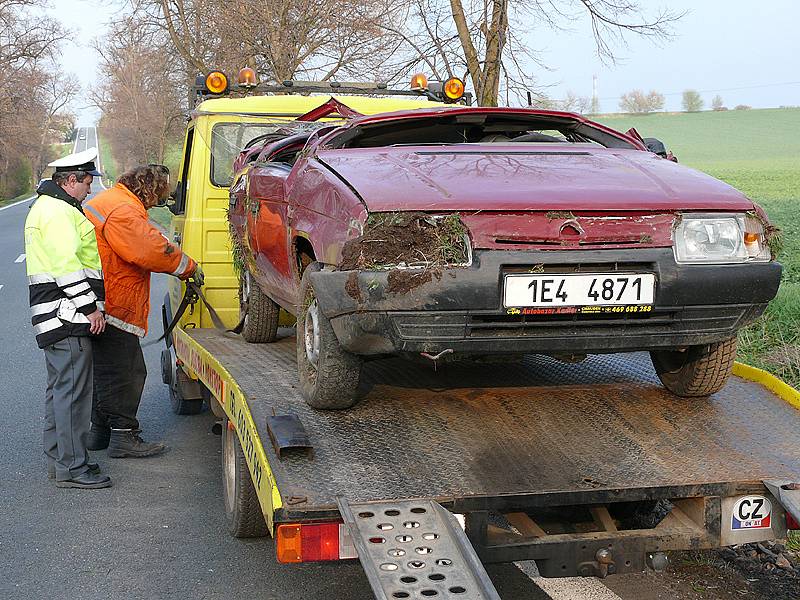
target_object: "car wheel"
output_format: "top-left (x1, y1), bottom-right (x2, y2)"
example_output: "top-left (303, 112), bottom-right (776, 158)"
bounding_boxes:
top-left (650, 337), bottom-right (737, 397)
top-left (222, 419), bottom-right (268, 538)
top-left (239, 271), bottom-right (279, 343)
top-left (297, 263), bottom-right (362, 410)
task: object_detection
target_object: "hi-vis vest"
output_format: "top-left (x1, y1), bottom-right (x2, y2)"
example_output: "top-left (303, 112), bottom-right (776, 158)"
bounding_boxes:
top-left (24, 194), bottom-right (105, 348)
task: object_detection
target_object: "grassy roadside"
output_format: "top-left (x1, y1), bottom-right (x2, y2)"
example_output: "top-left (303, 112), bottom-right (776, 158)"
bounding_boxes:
top-left (0, 190), bottom-right (35, 208)
top-left (598, 108), bottom-right (800, 389)
top-left (0, 142), bottom-right (73, 207)
top-left (96, 128), bottom-right (120, 186)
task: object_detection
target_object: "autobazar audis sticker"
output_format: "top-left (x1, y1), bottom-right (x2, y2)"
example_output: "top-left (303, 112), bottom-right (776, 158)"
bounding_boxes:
top-left (506, 305), bottom-right (653, 316)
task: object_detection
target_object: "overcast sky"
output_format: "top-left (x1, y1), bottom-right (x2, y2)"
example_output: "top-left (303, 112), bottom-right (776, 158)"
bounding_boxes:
top-left (53, 0), bottom-right (800, 125)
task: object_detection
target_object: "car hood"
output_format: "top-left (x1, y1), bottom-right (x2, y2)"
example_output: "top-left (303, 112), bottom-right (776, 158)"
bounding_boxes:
top-left (316, 146), bottom-right (754, 212)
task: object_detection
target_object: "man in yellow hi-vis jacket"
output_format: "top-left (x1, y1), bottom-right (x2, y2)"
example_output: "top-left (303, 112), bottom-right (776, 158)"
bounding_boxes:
top-left (25, 148), bottom-right (112, 489)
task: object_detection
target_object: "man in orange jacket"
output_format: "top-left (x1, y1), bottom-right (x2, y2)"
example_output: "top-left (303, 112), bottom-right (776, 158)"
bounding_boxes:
top-left (84, 165), bottom-right (200, 457)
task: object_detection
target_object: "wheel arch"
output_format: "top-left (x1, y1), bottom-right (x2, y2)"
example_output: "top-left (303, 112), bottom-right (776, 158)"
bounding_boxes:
top-left (293, 233), bottom-right (317, 278)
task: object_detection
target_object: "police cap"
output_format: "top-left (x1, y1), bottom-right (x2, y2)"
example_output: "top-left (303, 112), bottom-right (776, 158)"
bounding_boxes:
top-left (48, 147), bottom-right (103, 177)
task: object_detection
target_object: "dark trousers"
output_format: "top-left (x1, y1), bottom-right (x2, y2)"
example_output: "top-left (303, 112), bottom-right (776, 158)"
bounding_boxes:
top-left (91, 324), bottom-right (147, 430)
top-left (44, 336), bottom-right (92, 480)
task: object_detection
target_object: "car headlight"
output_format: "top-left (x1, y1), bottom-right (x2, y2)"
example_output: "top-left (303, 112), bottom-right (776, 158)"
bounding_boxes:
top-left (674, 213), bottom-right (771, 264)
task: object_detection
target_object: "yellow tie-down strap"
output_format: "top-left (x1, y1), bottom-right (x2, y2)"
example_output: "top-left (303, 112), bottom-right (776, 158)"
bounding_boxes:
top-left (173, 328), bottom-right (282, 532)
top-left (733, 362), bottom-right (800, 411)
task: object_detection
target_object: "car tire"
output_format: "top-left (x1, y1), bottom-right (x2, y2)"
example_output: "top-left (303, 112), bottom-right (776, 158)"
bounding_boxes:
top-left (297, 263), bottom-right (363, 410)
top-left (222, 419), bottom-right (268, 538)
top-left (239, 271), bottom-right (279, 343)
top-left (650, 337), bottom-right (737, 397)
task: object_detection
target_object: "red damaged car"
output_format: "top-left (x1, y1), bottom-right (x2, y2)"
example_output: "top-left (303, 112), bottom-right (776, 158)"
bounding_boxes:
top-left (228, 106), bottom-right (781, 409)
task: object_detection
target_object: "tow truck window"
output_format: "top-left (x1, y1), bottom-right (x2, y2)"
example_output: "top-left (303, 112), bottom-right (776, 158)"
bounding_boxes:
top-left (210, 123), bottom-right (290, 187)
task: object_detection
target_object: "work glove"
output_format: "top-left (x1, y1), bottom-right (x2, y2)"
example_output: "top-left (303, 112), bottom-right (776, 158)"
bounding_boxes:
top-left (191, 264), bottom-right (205, 287)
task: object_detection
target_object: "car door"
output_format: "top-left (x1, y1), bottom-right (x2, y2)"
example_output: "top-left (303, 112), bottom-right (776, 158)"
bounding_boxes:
top-left (247, 162), bottom-right (295, 308)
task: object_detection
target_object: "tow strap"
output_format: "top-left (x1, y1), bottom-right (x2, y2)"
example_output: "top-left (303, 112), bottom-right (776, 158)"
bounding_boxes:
top-left (143, 279), bottom-right (244, 348)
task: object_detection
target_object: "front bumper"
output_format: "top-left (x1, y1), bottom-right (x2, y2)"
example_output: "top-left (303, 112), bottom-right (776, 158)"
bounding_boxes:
top-left (309, 249), bottom-right (782, 356)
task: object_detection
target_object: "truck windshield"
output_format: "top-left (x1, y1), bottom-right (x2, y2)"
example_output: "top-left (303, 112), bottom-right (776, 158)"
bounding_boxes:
top-left (210, 123), bottom-right (288, 186)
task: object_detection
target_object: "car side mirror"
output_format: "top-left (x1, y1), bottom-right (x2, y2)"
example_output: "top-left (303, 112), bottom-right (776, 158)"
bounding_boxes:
top-left (168, 186), bottom-right (183, 215)
top-left (643, 137), bottom-right (678, 163)
top-left (643, 137), bottom-right (667, 156)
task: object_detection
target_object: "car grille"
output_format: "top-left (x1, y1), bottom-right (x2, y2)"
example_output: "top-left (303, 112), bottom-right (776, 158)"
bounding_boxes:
top-left (502, 261), bottom-right (656, 274)
top-left (392, 305), bottom-right (758, 341)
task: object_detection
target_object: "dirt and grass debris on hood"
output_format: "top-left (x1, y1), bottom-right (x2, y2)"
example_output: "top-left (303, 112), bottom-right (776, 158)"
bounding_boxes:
top-left (339, 212), bottom-right (469, 271)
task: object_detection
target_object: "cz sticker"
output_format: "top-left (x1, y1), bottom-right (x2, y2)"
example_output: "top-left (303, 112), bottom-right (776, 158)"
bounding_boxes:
top-left (731, 496), bottom-right (772, 530)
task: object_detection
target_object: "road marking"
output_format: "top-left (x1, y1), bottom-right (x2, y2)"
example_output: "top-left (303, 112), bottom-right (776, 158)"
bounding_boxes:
top-left (14, 254), bottom-right (25, 263)
top-left (0, 196), bottom-right (34, 212)
top-left (515, 560), bottom-right (622, 600)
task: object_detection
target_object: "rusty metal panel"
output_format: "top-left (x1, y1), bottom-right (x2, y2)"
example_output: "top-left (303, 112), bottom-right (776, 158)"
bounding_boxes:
top-left (188, 329), bottom-right (800, 513)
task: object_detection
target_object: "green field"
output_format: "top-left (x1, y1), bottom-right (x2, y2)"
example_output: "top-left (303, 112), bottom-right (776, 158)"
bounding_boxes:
top-left (600, 108), bottom-right (800, 387)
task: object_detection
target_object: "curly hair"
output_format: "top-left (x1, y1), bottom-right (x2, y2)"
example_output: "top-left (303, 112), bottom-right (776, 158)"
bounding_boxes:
top-left (117, 165), bottom-right (170, 207)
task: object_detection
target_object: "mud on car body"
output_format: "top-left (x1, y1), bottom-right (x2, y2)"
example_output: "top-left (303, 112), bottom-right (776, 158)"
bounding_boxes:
top-left (228, 106), bottom-right (782, 409)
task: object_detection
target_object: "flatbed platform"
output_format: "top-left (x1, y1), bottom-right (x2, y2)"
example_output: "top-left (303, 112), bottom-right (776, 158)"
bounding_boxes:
top-left (187, 328), bottom-right (800, 521)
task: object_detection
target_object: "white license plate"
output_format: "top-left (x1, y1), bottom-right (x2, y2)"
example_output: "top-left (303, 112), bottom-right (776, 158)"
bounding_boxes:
top-left (504, 273), bottom-right (655, 308)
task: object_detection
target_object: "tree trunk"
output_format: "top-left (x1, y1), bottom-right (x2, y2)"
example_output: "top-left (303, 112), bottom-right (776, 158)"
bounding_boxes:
top-left (449, 0), bottom-right (484, 103)
top-left (479, 0), bottom-right (508, 106)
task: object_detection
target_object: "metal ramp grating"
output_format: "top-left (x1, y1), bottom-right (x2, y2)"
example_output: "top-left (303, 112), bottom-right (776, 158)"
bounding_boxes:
top-left (338, 498), bottom-right (500, 600)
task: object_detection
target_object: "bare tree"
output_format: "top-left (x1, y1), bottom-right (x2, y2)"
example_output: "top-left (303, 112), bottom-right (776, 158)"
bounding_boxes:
top-left (0, 0), bottom-right (73, 196)
top-left (30, 75), bottom-right (81, 178)
top-left (682, 89), bottom-right (703, 112)
top-left (560, 90), bottom-right (591, 113)
top-left (711, 94), bottom-right (725, 111)
top-left (130, 0), bottom-right (392, 85)
top-left (91, 17), bottom-right (185, 172)
top-left (619, 89), bottom-right (664, 114)
top-left (439, 0), bottom-right (683, 106)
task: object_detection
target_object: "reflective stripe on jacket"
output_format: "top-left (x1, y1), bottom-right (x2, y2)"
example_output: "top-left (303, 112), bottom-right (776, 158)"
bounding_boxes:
top-left (25, 194), bottom-right (105, 349)
top-left (84, 183), bottom-right (196, 337)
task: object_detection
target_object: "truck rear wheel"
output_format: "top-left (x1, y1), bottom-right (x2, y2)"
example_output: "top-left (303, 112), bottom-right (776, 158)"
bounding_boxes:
top-left (165, 350), bottom-right (204, 415)
top-left (222, 420), bottom-right (268, 538)
top-left (650, 337), bottom-right (737, 397)
top-left (297, 263), bottom-right (362, 410)
top-left (239, 271), bottom-right (279, 343)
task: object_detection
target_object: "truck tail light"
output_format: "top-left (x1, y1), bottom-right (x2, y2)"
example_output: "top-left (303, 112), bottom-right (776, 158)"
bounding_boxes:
top-left (787, 512), bottom-right (799, 530)
top-left (276, 522), bottom-right (358, 563)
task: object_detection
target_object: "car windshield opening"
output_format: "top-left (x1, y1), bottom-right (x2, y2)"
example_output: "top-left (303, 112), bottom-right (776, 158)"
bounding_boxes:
top-left (326, 113), bottom-right (636, 150)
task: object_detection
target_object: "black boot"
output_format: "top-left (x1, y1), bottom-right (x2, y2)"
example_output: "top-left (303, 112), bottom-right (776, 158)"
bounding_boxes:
top-left (56, 471), bottom-right (113, 489)
top-left (48, 461), bottom-right (101, 480)
top-left (87, 423), bottom-right (111, 451)
top-left (108, 429), bottom-right (167, 458)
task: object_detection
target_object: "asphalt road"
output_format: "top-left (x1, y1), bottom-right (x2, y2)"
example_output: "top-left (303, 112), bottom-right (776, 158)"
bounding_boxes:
top-left (0, 143), bottom-right (554, 599)
top-left (74, 125), bottom-right (99, 156)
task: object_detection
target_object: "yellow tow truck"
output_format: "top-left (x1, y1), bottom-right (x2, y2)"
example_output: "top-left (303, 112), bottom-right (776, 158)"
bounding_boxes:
top-left (159, 70), bottom-right (800, 599)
